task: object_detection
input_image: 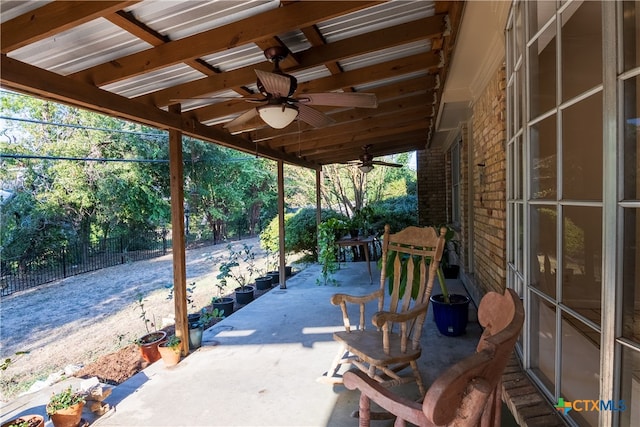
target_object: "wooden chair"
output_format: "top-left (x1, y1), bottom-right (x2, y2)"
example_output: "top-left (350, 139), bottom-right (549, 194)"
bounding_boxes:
top-left (343, 288), bottom-right (525, 427)
top-left (320, 224), bottom-right (447, 395)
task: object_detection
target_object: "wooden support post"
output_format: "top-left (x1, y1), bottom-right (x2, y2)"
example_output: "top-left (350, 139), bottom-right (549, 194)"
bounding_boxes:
top-left (168, 104), bottom-right (189, 356)
top-left (277, 160), bottom-right (286, 289)
top-left (316, 168), bottom-right (322, 255)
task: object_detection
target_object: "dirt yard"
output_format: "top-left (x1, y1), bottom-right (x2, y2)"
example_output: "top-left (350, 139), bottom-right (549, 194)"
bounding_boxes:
top-left (0, 237), bottom-right (287, 402)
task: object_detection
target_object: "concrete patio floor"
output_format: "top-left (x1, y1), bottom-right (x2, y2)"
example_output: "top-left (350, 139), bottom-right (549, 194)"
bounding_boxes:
top-left (1, 261), bottom-right (489, 427)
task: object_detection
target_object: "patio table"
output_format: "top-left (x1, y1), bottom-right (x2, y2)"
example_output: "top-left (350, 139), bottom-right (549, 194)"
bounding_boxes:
top-left (336, 235), bottom-right (375, 283)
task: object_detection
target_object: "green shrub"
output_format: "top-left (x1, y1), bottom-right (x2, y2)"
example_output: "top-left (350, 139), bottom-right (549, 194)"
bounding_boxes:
top-left (368, 195), bottom-right (418, 235)
top-left (260, 208), bottom-right (348, 260)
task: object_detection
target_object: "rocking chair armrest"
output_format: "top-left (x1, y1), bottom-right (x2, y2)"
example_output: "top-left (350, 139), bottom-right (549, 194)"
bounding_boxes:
top-left (371, 302), bottom-right (430, 328)
top-left (330, 289), bottom-right (382, 306)
top-left (343, 369), bottom-right (431, 426)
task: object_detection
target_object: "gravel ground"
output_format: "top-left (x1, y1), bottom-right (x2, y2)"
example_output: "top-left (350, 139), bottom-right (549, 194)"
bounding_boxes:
top-left (0, 237), bottom-right (283, 402)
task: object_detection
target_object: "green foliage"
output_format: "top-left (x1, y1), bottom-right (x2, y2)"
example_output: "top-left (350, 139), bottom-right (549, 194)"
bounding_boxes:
top-left (134, 293), bottom-right (155, 334)
top-left (164, 335), bottom-right (181, 351)
top-left (367, 195), bottom-right (418, 236)
top-left (216, 243), bottom-right (257, 290)
top-left (260, 208), bottom-right (349, 260)
top-left (46, 386), bottom-right (85, 415)
top-left (316, 218), bottom-right (348, 286)
top-left (0, 351), bottom-right (30, 371)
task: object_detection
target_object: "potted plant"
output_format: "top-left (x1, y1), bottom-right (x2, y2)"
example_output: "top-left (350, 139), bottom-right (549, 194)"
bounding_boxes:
top-left (188, 307), bottom-right (224, 349)
top-left (46, 386), bottom-right (85, 427)
top-left (217, 243), bottom-right (256, 305)
top-left (1, 415), bottom-right (44, 427)
top-left (158, 335), bottom-right (181, 367)
top-left (133, 293), bottom-right (167, 363)
top-left (428, 226), bottom-right (470, 336)
top-left (317, 218), bottom-right (347, 286)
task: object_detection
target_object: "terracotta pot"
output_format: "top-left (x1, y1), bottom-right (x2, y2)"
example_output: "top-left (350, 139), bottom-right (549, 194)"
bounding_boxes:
top-left (49, 402), bottom-right (84, 427)
top-left (1, 415), bottom-right (44, 427)
top-left (158, 343), bottom-right (181, 367)
top-left (138, 330), bottom-right (167, 363)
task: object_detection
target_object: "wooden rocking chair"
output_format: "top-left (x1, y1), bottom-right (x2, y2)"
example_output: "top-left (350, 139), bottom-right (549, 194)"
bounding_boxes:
top-left (320, 224), bottom-right (447, 395)
top-left (343, 288), bottom-right (525, 427)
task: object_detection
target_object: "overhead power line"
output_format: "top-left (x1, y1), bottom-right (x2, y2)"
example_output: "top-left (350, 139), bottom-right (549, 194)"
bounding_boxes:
top-left (0, 153), bottom-right (168, 163)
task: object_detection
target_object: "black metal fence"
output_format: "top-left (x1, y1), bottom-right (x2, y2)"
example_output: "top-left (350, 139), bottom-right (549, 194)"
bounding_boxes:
top-left (1, 232), bottom-right (168, 297)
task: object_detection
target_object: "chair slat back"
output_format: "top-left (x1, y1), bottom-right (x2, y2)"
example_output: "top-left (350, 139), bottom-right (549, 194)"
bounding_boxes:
top-left (422, 289), bottom-right (524, 426)
top-left (378, 224), bottom-right (447, 336)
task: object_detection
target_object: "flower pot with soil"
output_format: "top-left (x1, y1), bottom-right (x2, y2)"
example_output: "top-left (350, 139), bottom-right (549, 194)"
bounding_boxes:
top-left (429, 263), bottom-right (470, 336)
top-left (217, 243), bottom-right (258, 306)
top-left (212, 297), bottom-right (234, 317)
top-left (46, 386), bottom-right (85, 427)
top-left (234, 285), bottom-right (255, 305)
top-left (254, 276), bottom-right (272, 291)
top-left (158, 335), bottom-right (181, 367)
top-left (266, 271), bottom-right (279, 285)
top-left (1, 415), bottom-right (44, 427)
top-left (137, 330), bottom-right (167, 363)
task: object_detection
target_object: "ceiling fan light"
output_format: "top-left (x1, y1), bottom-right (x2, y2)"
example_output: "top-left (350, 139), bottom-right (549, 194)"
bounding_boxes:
top-left (258, 104), bottom-right (298, 129)
top-left (359, 164), bottom-right (374, 173)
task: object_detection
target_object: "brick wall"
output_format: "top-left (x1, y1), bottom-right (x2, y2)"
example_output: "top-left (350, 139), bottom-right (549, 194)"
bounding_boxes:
top-left (471, 64), bottom-right (507, 294)
top-left (417, 147), bottom-right (447, 226)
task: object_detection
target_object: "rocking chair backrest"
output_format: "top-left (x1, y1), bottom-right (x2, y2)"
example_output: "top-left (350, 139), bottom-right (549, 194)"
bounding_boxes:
top-left (378, 224), bottom-right (447, 346)
top-left (422, 288), bottom-right (524, 426)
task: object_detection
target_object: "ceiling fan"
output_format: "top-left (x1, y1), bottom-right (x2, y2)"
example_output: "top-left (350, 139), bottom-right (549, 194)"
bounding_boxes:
top-left (348, 145), bottom-right (403, 173)
top-left (223, 46), bottom-right (378, 131)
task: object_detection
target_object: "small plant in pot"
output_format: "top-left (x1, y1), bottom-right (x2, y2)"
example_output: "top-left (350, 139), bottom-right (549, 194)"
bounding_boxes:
top-left (316, 218), bottom-right (347, 286)
top-left (188, 307), bottom-right (224, 349)
top-left (133, 293), bottom-right (167, 363)
top-left (428, 226), bottom-right (470, 336)
top-left (46, 386), bottom-right (85, 427)
top-left (158, 334), bottom-right (182, 367)
top-left (217, 243), bottom-right (256, 305)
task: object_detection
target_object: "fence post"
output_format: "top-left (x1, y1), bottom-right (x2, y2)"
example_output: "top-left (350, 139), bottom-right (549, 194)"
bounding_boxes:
top-left (120, 236), bottom-right (124, 264)
top-left (62, 247), bottom-right (67, 278)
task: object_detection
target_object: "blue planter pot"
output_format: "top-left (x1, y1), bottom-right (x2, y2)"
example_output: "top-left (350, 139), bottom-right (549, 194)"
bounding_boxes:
top-left (429, 294), bottom-right (470, 336)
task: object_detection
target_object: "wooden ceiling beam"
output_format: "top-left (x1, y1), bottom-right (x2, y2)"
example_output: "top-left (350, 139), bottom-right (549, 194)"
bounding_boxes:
top-left (0, 55), bottom-right (316, 170)
top-left (69, 1), bottom-right (380, 86)
top-left (134, 15), bottom-right (444, 108)
top-left (1, 1), bottom-right (138, 53)
top-left (191, 53), bottom-right (438, 124)
top-left (307, 132), bottom-right (427, 163)
top-left (262, 96), bottom-right (432, 148)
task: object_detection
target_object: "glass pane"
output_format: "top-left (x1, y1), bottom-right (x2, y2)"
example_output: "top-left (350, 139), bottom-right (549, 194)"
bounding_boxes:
top-left (562, 206), bottom-right (602, 323)
top-left (560, 1), bottom-right (602, 102)
top-left (531, 206), bottom-right (557, 298)
top-left (529, 23), bottom-right (557, 119)
top-left (516, 68), bottom-right (523, 131)
top-left (528, 1), bottom-right (556, 36)
top-left (622, 1), bottom-right (640, 72)
top-left (508, 80), bottom-right (515, 138)
top-left (560, 311), bottom-right (601, 427)
top-left (515, 1), bottom-right (523, 60)
top-left (619, 346), bottom-right (640, 427)
top-left (623, 208), bottom-right (640, 343)
top-left (517, 203), bottom-right (524, 271)
top-left (530, 294), bottom-right (556, 392)
top-left (623, 76), bottom-right (640, 201)
top-left (562, 92), bottom-right (603, 201)
top-left (530, 115), bottom-right (557, 200)
top-left (508, 142), bottom-right (515, 199)
top-left (517, 135), bottom-right (524, 199)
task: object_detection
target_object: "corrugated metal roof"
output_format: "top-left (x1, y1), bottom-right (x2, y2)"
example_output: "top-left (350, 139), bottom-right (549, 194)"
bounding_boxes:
top-left (1, 0), bottom-right (464, 168)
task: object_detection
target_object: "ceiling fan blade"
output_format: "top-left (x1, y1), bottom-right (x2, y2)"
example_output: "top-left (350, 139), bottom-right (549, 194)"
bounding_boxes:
top-left (223, 108), bottom-right (258, 129)
top-left (298, 92), bottom-right (377, 108)
top-left (255, 69), bottom-right (292, 97)
top-left (297, 104), bottom-right (335, 128)
top-left (372, 160), bottom-right (403, 168)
